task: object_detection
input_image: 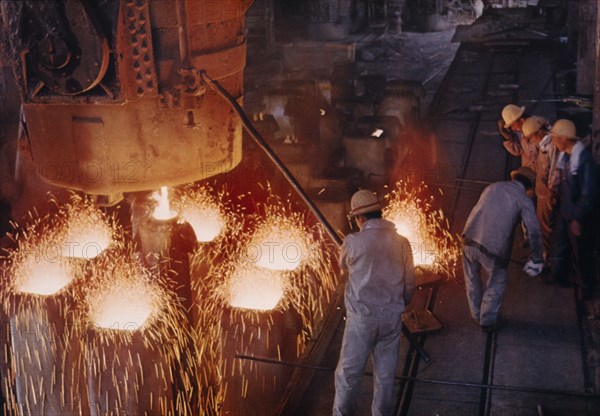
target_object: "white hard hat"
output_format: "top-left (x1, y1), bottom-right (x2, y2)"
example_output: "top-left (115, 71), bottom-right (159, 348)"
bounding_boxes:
top-left (502, 104), bottom-right (526, 128)
top-left (349, 189), bottom-right (382, 217)
top-left (549, 119), bottom-right (579, 140)
top-left (522, 116), bottom-right (547, 137)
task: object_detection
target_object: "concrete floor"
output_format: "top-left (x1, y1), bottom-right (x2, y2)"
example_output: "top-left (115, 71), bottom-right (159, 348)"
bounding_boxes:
top-left (297, 241), bottom-right (597, 415)
top-left (290, 20), bottom-right (600, 416)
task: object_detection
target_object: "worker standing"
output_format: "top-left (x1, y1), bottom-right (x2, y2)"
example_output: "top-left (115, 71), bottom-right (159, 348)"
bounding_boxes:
top-left (498, 104), bottom-right (538, 170)
top-left (462, 167), bottom-right (543, 332)
top-left (333, 190), bottom-right (414, 416)
top-left (521, 116), bottom-right (561, 269)
top-left (548, 120), bottom-right (599, 310)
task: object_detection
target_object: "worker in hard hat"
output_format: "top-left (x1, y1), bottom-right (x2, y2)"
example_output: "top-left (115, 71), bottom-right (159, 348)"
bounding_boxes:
top-left (521, 116), bottom-right (561, 269)
top-left (548, 119), bottom-right (599, 310)
top-left (463, 167), bottom-right (543, 332)
top-left (333, 189), bottom-right (415, 416)
top-left (498, 104), bottom-right (539, 170)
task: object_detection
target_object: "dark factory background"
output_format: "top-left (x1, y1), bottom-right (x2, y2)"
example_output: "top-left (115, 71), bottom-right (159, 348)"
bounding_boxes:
top-left (0, 1), bottom-right (599, 415)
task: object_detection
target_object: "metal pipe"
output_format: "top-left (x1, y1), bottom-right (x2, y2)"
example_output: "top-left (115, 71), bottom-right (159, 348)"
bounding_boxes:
top-left (455, 178), bottom-right (493, 185)
top-left (235, 354), bottom-right (600, 400)
top-left (175, 0), bottom-right (191, 69)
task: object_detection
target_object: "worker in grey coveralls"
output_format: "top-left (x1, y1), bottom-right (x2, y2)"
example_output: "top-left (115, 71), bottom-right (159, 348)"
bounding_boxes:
top-left (462, 167), bottom-right (544, 330)
top-left (333, 189), bottom-right (415, 416)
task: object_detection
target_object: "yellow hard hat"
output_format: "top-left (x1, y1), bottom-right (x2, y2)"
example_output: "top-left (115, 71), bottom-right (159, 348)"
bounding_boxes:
top-left (522, 116), bottom-right (547, 137)
top-left (349, 189), bottom-right (382, 217)
top-left (549, 119), bottom-right (579, 140)
top-left (502, 104), bottom-right (526, 128)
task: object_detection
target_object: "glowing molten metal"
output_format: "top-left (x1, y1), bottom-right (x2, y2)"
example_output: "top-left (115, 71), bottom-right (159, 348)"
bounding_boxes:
top-left (60, 207), bottom-right (113, 259)
top-left (180, 205), bottom-right (225, 243)
top-left (383, 182), bottom-right (460, 275)
top-left (228, 265), bottom-right (285, 311)
top-left (90, 279), bottom-right (156, 331)
top-left (152, 186), bottom-right (177, 220)
top-left (385, 204), bottom-right (436, 266)
top-left (14, 255), bottom-right (74, 296)
top-left (247, 221), bottom-right (309, 271)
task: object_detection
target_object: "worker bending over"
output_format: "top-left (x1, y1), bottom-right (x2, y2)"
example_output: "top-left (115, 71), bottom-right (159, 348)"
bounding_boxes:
top-left (462, 167), bottom-right (544, 332)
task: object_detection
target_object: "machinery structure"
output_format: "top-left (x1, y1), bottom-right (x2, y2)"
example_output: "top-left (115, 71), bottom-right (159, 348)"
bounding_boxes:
top-left (1, 0), bottom-right (600, 415)
top-left (1, 0), bottom-right (252, 200)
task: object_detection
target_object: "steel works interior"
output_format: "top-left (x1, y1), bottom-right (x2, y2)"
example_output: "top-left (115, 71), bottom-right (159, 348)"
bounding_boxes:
top-left (0, 1), bottom-right (599, 415)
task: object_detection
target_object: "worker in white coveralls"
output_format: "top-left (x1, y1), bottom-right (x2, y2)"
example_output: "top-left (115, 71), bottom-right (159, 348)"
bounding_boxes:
top-left (333, 190), bottom-right (415, 416)
top-left (462, 167), bottom-right (544, 332)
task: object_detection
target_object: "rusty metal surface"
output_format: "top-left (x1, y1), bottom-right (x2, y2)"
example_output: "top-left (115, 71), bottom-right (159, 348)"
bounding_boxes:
top-left (0, 0), bottom-right (252, 195)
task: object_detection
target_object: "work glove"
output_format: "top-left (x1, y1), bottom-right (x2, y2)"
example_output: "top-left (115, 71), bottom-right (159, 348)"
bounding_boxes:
top-left (523, 260), bottom-right (544, 277)
top-left (497, 119), bottom-right (512, 140)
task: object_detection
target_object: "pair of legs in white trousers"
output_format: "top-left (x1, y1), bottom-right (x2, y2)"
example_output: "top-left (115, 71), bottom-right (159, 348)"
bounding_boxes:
top-left (333, 311), bottom-right (402, 416)
top-left (463, 245), bottom-right (508, 326)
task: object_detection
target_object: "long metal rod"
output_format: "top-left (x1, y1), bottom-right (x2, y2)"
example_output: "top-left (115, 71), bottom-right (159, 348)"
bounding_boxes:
top-left (199, 70), bottom-right (343, 246)
top-left (235, 354), bottom-right (600, 400)
top-left (455, 178), bottom-right (493, 185)
top-left (175, 0), bottom-right (191, 69)
top-left (201, 70), bottom-right (431, 364)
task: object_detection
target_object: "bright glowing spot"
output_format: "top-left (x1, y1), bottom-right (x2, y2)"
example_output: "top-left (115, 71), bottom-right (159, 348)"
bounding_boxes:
top-left (152, 186), bottom-right (177, 220)
top-left (247, 221), bottom-right (310, 271)
top-left (320, 108), bottom-right (326, 116)
top-left (228, 265), bottom-right (285, 311)
top-left (371, 128), bottom-right (384, 138)
top-left (180, 205), bottom-right (225, 243)
top-left (60, 210), bottom-right (112, 259)
top-left (90, 279), bottom-right (156, 331)
top-left (383, 182), bottom-right (460, 275)
top-left (387, 209), bottom-right (436, 266)
top-left (14, 255), bottom-right (74, 296)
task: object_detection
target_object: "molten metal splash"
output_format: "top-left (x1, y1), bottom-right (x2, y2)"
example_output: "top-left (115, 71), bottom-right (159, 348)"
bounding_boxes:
top-left (89, 278), bottom-right (156, 331)
top-left (383, 181), bottom-right (460, 277)
top-left (84, 247), bottom-right (164, 332)
top-left (198, 187), bottom-right (336, 342)
top-left (59, 202), bottom-right (113, 259)
top-left (228, 265), bottom-right (286, 311)
top-left (13, 253), bottom-right (74, 296)
top-left (152, 186), bottom-right (177, 220)
top-left (174, 185), bottom-right (227, 243)
top-left (83, 246), bottom-right (197, 414)
top-left (1, 186), bottom-right (340, 414)
top-left (192, 189), bottom-right (337, 409)
top-left (246, 219), bottom-right (310, 271)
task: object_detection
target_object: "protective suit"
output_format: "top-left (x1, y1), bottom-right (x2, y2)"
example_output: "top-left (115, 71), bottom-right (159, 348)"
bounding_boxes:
top-left (502, 131), bottom-right (539, 171)
top-left (535, 136), bottom-right (561, 260)
top-left (550, 143), bottom-right (599, 299)
top-left (463, 179), bottom-right (542, 327)
top-left (333, 218), bottom-right (414, 416)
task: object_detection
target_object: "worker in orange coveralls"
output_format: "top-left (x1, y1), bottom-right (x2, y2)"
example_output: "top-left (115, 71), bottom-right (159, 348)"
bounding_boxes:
top-left (521, 116), bottom-right (561, 269)
top-left (333, 190), bottom-right (414, 416)
top-left (498, 104), bottom-right (538, 170)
